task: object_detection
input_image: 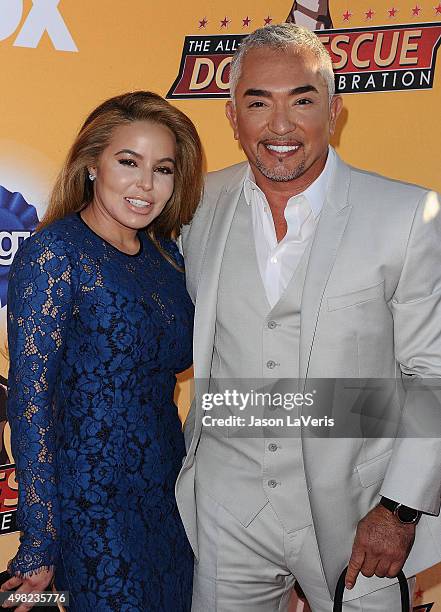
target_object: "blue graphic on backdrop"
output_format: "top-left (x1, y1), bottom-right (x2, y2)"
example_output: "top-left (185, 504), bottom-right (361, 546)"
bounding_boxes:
top-left (0, 186), bottom-right (39, 308)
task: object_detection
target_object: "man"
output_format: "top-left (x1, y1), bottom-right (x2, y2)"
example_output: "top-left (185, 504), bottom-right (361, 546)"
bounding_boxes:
top-left (176, 24), bottom-right (441, 611)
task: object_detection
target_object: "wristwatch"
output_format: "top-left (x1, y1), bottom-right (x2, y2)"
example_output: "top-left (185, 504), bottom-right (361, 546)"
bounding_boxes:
top-left (379, 496), bottom-right (422, 524)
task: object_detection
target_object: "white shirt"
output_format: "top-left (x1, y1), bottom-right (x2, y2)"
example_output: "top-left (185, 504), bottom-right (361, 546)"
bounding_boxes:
top-left (243, 147), bottom-right (336, 308)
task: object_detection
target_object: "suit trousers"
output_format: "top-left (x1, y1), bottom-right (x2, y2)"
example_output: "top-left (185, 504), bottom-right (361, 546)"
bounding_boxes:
top-left (192, 481), bottom-right (415, 612)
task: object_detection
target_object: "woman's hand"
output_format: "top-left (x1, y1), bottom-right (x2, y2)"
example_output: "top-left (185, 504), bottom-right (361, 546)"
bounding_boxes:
top-left (0, 568), bottom-right (54, 611)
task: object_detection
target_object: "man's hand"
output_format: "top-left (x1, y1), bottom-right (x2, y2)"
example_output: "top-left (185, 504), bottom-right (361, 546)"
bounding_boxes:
top-left (345, 505), bottom-right (415, 589)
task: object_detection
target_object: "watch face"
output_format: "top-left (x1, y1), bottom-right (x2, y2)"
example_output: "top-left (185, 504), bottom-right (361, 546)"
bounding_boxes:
top-left (396, 505), bottom-right (419, 523)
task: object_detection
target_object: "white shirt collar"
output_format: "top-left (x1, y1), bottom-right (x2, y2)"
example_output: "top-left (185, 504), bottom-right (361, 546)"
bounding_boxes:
top-left (243, 146), bottom-right (335, 219)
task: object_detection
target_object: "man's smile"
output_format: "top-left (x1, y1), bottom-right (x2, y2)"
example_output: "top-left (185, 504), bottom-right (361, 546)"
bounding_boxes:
top-left (262, 142), bottom-right (302, 158)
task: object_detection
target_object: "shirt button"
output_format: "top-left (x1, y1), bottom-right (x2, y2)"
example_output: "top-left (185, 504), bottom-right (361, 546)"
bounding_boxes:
top-left (267, 321), bottom-right (277, 329)
top-left (270, 256), bottom-right (278, 264)
top-left (268, 479), bottom-right (278, 488)
top-left (266, 360), bottom-right (277, 369)
top-left (268, 443), bottom-right (278, 452)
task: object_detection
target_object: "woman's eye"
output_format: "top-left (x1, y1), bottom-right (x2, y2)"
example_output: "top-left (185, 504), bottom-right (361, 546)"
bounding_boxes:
top-left (119, 158), bottom-right (137, 167)
top-left (155, 166), bottom-right (174, 175)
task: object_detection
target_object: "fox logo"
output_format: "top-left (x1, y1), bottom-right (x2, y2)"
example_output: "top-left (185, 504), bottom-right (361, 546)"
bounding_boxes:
top-left (0, 0), bottom-right (77, 51)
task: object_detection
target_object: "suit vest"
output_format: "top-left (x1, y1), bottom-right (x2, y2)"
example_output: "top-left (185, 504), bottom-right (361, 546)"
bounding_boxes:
top-left (196, 191), bottom-right (313, 532)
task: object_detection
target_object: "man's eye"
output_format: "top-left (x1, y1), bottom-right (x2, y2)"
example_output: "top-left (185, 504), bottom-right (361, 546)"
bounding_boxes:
top-left (295, 98), bottom-right (312, 105)
top-left (155, 166), bottom-right (174, 175)
top-left (119, 158), bottom-right (137, 167)
top-left (249, 101), bottom-right (266, 108)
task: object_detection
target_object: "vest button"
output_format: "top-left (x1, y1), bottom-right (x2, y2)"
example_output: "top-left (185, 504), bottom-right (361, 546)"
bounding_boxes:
top-left (268, 443), bottom-right (278, 452)
top-left (266, 360), bottom-right (277, 369)
top-left (268, 479), bottom-right (278, 488)
top-left (267, 320), bottom-right (277, 329)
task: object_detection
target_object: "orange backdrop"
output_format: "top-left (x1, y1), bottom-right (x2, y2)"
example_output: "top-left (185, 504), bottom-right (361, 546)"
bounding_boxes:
top-left (0, 1), bottom-right (440, 609)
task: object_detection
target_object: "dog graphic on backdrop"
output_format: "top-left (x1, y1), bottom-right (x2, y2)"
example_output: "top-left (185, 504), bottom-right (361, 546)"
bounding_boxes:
top-left (286, 0), bottom-right (332, 29)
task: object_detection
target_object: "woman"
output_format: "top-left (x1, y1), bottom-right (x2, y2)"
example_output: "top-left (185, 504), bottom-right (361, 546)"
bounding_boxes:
top-left (1, 91), bottom-right (203, 611)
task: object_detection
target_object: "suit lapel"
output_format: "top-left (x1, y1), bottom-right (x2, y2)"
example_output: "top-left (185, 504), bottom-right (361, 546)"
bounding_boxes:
top-left (300, 156), bottom-right (353, 379)
top-left (193, 168), bottom-right (246, 383)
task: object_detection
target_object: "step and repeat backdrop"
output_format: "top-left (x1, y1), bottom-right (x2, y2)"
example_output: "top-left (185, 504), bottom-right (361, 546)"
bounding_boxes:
top-left (0, 1), bottom-right (440, 609)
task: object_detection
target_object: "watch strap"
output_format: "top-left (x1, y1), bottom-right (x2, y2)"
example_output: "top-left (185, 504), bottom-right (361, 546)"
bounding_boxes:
top-left (380, 497), bottom-right (421, 524)
top-left (380, 496), bottom-right (400, 513)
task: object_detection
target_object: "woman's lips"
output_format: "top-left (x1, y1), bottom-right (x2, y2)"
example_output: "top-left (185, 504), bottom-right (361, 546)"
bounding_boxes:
top-left (124, 197), bottom-right (153, 213)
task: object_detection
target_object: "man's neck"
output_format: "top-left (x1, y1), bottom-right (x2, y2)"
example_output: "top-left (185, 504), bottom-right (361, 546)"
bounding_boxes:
top-left (249, 150), bottom-right (331, 242)
top-left (253, 157), bottom-right (327, 211)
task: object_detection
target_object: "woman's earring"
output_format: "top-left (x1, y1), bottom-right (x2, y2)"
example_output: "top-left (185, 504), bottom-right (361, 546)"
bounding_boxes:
top-left (89, 173), bottom-right (96, 181)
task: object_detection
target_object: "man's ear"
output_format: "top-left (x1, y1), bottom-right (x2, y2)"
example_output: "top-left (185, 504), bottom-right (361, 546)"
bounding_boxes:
top-left (329, 95), bottom-right (343, 136)
top-left (225, 101), bottom-right (239, 141)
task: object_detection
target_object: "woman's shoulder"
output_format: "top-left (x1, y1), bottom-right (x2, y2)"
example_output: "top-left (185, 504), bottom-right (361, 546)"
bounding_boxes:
top-left (157, 236), bottom-right (184, 268)
top-left (13, 215), bottom-right (82, 267)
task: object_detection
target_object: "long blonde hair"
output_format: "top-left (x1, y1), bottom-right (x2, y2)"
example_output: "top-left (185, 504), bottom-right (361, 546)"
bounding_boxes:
top-left (39, 91), bottom-right (204, 260)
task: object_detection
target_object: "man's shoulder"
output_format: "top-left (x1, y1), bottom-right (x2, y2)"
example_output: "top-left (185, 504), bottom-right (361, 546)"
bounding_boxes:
top-left (204, 162), bottom-right (248, 195)
top-left (330, 155), bottom-right (434, 222)
top-left (181, 162), bottom-right (248, 256)
top-left (347, 162), bottom-right (431, 202)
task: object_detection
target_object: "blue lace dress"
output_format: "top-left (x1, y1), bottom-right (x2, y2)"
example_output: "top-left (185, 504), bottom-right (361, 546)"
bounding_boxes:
top-left (7, 214), bottom-right (194, 611)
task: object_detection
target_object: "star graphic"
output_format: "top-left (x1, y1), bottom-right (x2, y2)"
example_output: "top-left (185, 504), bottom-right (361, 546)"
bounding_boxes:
top-left (242, 16), bottom-right (251, 27)
top-left (365, 8), bottom-right (375, 19)
top-left (435, 3), bottom-right (441, 14)
top-left (220, 16), bottom-right (230, 28)
top-left (412, 5), bottom-right (422, 15)
top-left (264, 16), bottom-right (273, 25)
top-left (388, 7), bottom-right (398, 16)
top-left (198, 17), bottom-right (208, 28)
top-left (343, 10), bottom-right (352, 20)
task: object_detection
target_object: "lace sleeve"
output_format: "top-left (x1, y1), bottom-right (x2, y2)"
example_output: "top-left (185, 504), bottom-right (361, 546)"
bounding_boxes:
top-left (6, 233), bottom-right (78, 578)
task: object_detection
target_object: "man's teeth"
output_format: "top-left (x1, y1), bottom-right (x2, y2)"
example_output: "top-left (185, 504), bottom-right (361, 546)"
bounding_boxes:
top-left (126, 198), bottom-right (150, 208)
top-left (265, 144), bottom-right (299, 153)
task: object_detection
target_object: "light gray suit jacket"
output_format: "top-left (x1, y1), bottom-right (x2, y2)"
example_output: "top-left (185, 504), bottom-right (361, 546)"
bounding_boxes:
top-left (175, 152), bottom-right (441, 600)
